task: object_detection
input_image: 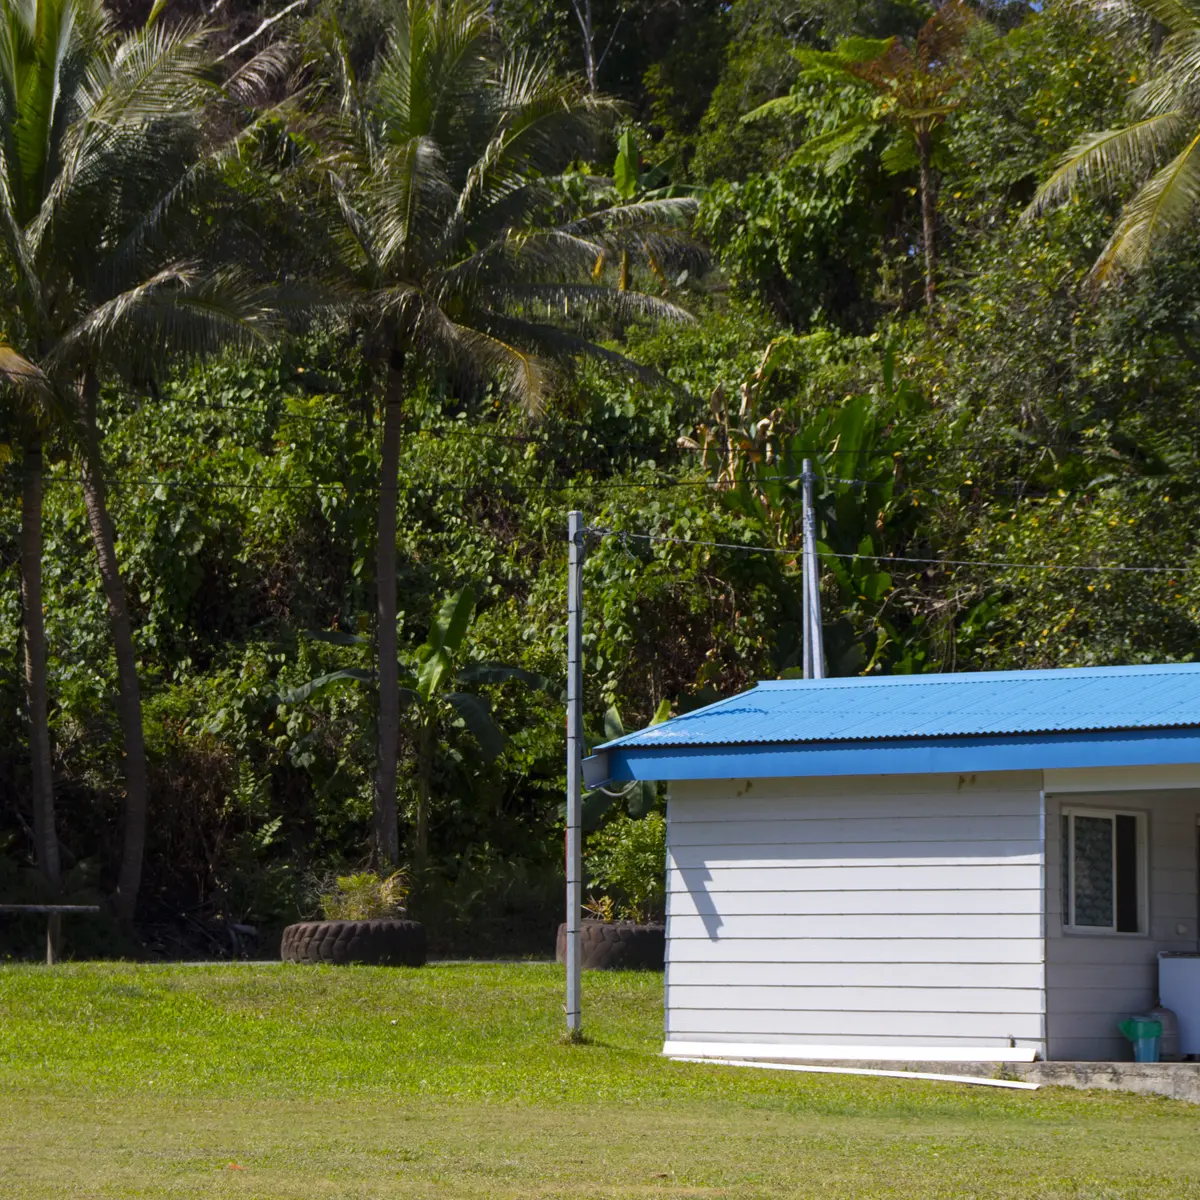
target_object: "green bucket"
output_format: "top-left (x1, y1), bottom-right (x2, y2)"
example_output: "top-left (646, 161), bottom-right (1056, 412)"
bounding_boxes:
top-left (1119, 1016), bottom-right (1163, 1063)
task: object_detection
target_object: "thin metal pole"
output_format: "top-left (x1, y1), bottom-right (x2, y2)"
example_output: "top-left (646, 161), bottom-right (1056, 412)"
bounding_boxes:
top-left (565, 511), bottom-right (585, 1035)
top-left (802, 460), bottom-right (825, 679)
top-left (801, 461), bottom-right (812, 681)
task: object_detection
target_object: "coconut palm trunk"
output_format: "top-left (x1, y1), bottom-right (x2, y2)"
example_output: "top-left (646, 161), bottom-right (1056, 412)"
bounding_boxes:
top-left (373, 354), bottom-right (405, 865)
top-left (415, 713), bottom-right (433, 866)
top-left (78, 375), bottom-right (148, 921)
top-left (918, 128), bottom-right (937, 309)
top-left (318, 0), bottom-right (695, 866)
top-left (21, 439), bottom-right (59, 891)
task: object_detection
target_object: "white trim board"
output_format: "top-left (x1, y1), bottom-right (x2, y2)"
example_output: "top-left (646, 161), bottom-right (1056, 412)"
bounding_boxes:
top-left (661, 1040), bottom-right (1039, 1064)
top-left (669, 1057), bottom-right (1039, 1091)
top-left (1045, 764), bottom-right (1200, 793)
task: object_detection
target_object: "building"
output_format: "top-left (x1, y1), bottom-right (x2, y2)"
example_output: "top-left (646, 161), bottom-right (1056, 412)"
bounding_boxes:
top-left (587, 664), bottom-right (1200, 1063)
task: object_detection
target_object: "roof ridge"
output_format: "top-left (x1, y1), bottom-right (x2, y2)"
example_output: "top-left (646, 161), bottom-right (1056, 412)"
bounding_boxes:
top-left (597, 662), bottom-right (1200, 751)
top-left (754, 663), bottom-right (1200, 690)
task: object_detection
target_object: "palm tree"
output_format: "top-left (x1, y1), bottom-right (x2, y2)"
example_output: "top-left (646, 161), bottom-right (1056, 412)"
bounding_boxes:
top-left (307, 0), bottom-right (695, 863)
top-left (0, 0), bottom-right (277, 920)
top-left (283, 586), bottom-right (549, 864)
top-left (1026, 0), bottom-right (1200, 282)
top-left (2, 356), bottom-right (59, 900)
top-left (745, 1), bottom-right (978, 308)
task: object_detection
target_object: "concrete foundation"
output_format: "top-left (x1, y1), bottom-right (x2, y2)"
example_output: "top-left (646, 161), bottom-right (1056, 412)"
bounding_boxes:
top-left (708, 1058), bottom-right (1200, 1104)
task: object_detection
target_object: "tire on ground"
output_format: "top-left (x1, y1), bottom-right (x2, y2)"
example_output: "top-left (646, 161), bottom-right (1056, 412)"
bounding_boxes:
top-left (280, 919), bottom-right (427, 967)
top-left (555, 919), bottom-right (665, 970)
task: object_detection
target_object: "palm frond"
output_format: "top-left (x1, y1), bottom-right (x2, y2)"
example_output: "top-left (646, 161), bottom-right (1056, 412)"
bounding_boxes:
top-left (1024, 113), bottom-right (1189, 218)
top-left (373, 0), bottom-right (491, 145)
top-left (478, 312), bottom-right (670, 389)
top-left (0, 342), bottom-right (49, 389)
top-left (0, 139), bottom-right (43, 316)
top-left (1127, 27), bottom-right (1200, 117)
top-left (1091, 127), bottom-right (1200, 279)
top-left (475, 281), bottom-right (694, 325)
top-left (26, 15), bottom-right (216, 262)
top-left (0, 340), bottom-right (67, 428)
top-left (434, 227), bottom-right (605, 296)
top-left (371, 135), bottom-right (454, 274)
top-left (452, 52), bottom-right (603, 236)
top-left (224, 37), bottom-right (295, 104)
top-left (421, 305), bottom-right (549, 410)
top-left (11, 0), bottom-right (79, 208)
top-left (94, 98), bottom-right (298, 298)
top-left (48, 264), bottom-right (277, 369)
top-left (563, 196), bottom-right (699, 234)
top-left (307, 10), bottom-right (375, 168)
top-left (81, 16), bottom-right (213, 128)
top-left (1069, 0), bottom-right (1200, 38)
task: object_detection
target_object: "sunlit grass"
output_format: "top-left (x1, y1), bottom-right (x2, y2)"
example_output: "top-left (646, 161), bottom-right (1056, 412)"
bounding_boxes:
top-left (0, 962), bottom-right (1197, 1198)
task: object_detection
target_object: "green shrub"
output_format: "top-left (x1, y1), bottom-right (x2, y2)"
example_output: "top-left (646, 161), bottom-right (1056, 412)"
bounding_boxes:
top-left (585, 812), bottom-right (666, 924)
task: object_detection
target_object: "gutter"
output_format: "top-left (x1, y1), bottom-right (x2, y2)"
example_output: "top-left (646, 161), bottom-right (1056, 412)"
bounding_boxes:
top-left (582, 752), bottom-right (610, 789)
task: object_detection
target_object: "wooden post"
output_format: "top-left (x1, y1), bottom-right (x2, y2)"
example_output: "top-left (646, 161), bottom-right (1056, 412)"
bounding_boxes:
top-left (45, 913), bottom-right (61, 965)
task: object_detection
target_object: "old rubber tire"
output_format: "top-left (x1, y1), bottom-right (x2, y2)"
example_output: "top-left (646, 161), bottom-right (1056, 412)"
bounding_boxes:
top-left (280, 919), bottom-right (427, 967)
top-left (555, 919), bottom-right (665, 970)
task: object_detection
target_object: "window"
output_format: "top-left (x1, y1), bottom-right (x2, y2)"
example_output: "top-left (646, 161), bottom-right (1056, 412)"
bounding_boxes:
top-left (1061, 807), bottom-right (1146, 934)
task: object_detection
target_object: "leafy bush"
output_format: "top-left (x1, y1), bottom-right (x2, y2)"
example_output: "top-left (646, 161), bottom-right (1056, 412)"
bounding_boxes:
top-left (319, 871), bottom-right (409, 921)
top-left (585, 813), bottom-right (667, 924)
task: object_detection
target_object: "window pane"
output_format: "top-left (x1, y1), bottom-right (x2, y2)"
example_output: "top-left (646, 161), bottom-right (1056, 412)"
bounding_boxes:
top-left (1073, 815), bottom-right (1114, 927)
top-left (1115, 814), bottom-right (1139, 933)
top-left (1062, 815), bottom-right (1070, 924)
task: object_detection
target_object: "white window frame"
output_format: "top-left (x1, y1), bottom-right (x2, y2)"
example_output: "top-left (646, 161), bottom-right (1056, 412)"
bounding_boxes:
top-left (1061, 805), bottom-right (1149, 937)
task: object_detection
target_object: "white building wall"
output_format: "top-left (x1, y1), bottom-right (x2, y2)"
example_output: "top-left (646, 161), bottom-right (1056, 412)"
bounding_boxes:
top-left (665, 771), bottom-right (1047, 1056)
top-left (1044, 788), bottom-right (1200, 1061)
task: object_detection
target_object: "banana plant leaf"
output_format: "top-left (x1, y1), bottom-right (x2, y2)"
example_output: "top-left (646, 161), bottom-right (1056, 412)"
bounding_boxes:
top-left (446, 691), bottom-right (506, 762)
top-left (614, 128), bottom-right (640, 200)
top-left (302, 629), bottom-right (369, 646)
top-left (274, 668), bottom-right (373, 705)
top-left (417, 586), bottom-right (476, 700)
top-left (456, 662), bottom-right (552, 691)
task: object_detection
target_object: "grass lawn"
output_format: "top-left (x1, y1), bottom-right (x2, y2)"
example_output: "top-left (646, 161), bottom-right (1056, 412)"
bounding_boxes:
top-left (1, 963), bottom-right (1199, 1198)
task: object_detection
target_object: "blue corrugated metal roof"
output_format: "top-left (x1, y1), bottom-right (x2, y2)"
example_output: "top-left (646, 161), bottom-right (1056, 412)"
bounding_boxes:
top-left (599, 663), bottom-right (1200, 750)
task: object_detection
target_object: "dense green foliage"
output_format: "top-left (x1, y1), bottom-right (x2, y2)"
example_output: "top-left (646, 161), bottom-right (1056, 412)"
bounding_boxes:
top-left (4, 0), bottom-right (1200, 954)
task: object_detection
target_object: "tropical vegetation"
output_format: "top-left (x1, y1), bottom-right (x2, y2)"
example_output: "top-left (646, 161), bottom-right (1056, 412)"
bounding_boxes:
top-left (3, 0), bottom-right (1200, 956)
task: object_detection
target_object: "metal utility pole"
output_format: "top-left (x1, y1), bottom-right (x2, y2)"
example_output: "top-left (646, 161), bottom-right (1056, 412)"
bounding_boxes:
top-left (802, 460), bottom-right (825, 680)
top-left (565, 511), bottom-right (585, 1035)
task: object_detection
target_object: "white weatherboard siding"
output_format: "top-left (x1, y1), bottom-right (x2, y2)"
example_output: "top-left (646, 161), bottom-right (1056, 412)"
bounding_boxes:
top-left (665, 772), bottom-right (1047, 1056)
top-left (1045, 788), bottom-right (1200, 1061)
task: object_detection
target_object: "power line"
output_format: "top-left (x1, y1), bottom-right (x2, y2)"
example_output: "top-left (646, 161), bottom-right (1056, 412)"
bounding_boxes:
top-left (158, 399), bottom-right (1168, 459)
top-left (25, 469), bottom-right (875, 494)
top-left (588, 526), bottom-right (1195, 577)
top-left (8, 467), bottom-right (1179, 507)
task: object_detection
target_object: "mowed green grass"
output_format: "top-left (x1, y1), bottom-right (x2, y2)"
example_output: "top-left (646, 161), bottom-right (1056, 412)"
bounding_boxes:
top-left (1, 964), bottom-right (1198, 1199)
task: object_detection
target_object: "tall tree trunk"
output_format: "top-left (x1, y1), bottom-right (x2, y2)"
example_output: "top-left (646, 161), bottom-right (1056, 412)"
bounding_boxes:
top-left (414, 713), bottom-right (432, 867)
top-left (78, 372), bottom-right (148, 922)
top-left (21, 440), bottom-right (59, 891)
top-left (373, 356), bottom-right (404, 865)
top-left (917, 129), bottom-right (937, 310)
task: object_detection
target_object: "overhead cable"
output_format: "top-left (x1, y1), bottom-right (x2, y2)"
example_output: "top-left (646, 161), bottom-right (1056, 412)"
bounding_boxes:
top-left (587, 526), bottom-right (1194, 577)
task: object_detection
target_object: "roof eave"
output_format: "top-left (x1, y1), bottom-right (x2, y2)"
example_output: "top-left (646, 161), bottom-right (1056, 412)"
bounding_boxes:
top-left (602, 727), bottom-right (1200, 783)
